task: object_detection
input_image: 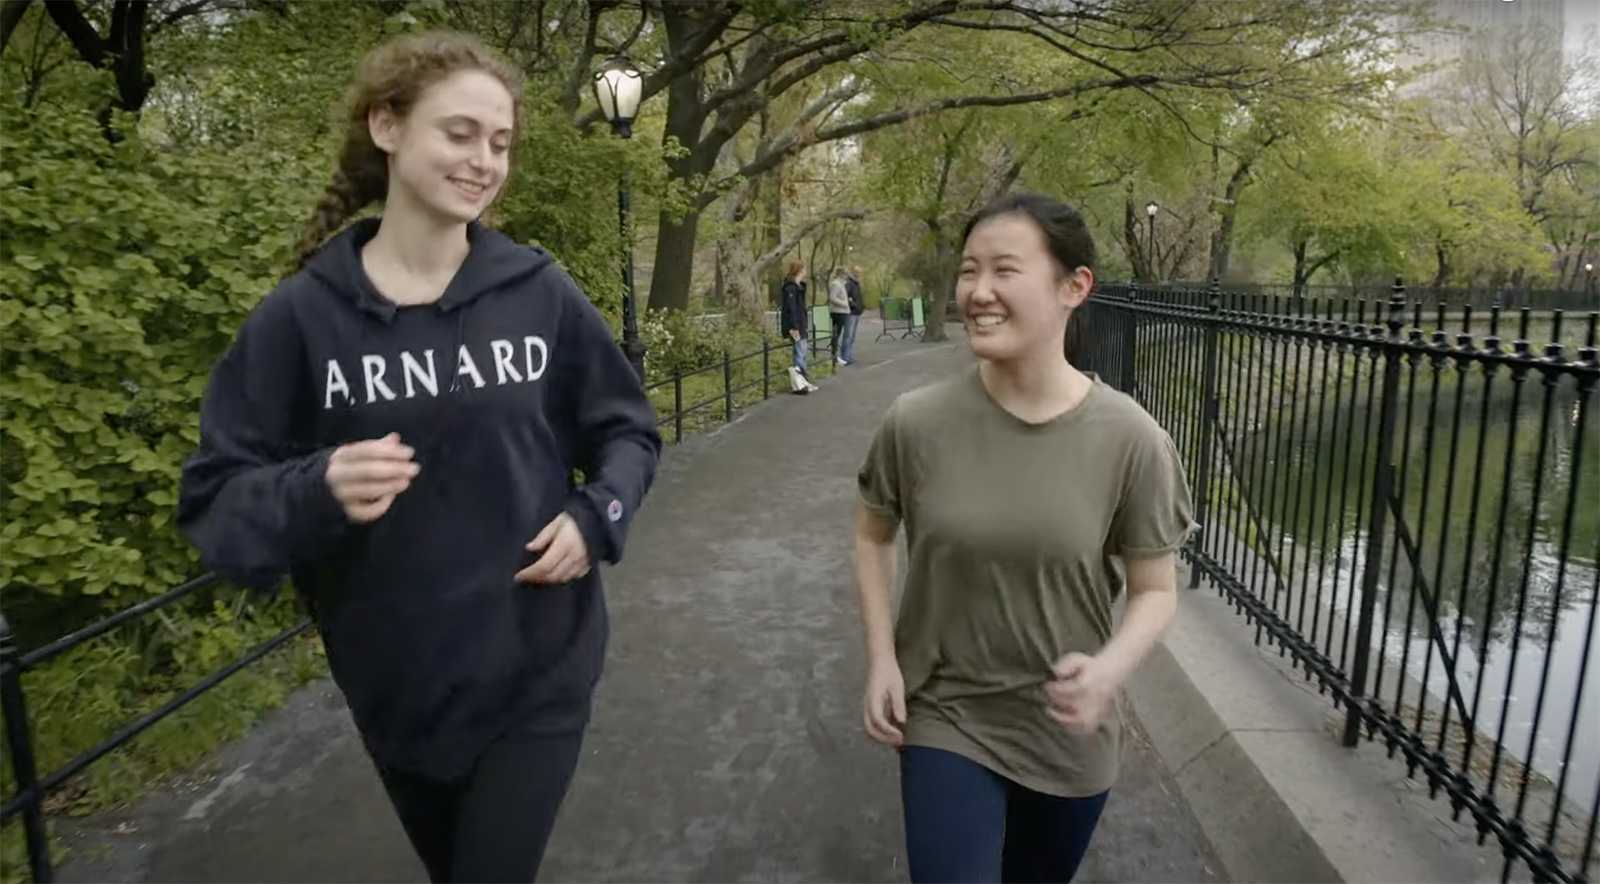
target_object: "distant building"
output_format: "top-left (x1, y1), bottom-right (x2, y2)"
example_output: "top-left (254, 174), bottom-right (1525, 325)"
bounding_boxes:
top-left (1396, 0), bottom-right (1569, 99)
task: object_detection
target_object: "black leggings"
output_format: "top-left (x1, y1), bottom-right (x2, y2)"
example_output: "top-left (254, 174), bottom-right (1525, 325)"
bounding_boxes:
top-left (374, 724), bottom-right (586, 883)
top-left (900, 745), bottom-right (1109, 883)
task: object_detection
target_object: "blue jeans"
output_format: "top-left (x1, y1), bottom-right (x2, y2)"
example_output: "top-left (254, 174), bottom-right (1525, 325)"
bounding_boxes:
top-left (790, 334), bottom-right (809, 377)
top-left (900, 746), bottom-right (1109, 884)
top-left (840, 313), bottom-right (860, 363)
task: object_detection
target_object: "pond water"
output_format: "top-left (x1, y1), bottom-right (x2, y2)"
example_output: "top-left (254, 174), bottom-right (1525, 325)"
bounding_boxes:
top-left (1210, 342), bottom-right (1600, 816)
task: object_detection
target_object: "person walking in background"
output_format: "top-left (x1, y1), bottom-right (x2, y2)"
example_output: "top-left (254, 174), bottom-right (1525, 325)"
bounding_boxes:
top-left (828, 267), bottom-right (852, 366)
top-left (851, 191), bottom-right (1195, 883)
top-left (842, 265), bottom-right (865, 365)
top-left (780, 259), bottom-right (818, 393)
top-left (176, 31), bottom-right (661, 883)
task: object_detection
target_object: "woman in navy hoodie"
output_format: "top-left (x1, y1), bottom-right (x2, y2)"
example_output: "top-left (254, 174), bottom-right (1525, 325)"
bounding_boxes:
top-left (176, 31), bottom-right (661, 883)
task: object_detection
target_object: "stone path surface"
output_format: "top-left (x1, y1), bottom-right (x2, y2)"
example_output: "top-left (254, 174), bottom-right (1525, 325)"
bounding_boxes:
top-left (55, 322), bottom-right (1222, 883)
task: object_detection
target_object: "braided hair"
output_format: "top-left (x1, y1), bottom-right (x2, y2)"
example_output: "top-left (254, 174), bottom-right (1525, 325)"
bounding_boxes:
top-left (289, 31), bottom-right (524, 273)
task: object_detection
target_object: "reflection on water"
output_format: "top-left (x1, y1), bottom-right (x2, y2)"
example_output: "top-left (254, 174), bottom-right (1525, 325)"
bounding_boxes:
top-left (1305, 533), bottom-right (1599, 813)
top-left (1222, 348), bottom-right (1600, 814)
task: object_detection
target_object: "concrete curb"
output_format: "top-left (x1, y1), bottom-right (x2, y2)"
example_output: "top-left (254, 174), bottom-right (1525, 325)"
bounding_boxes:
top-left (1122, 574), bottom-right (1508, 884)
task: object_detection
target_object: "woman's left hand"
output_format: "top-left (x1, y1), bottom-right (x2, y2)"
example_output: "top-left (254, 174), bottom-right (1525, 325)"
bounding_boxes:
top-left (516, 513), bottom-right (592, 585)
top-left (1044, 652), bottom-right (1120, 734)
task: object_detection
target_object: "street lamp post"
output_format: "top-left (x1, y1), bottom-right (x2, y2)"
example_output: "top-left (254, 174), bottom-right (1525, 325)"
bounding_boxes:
top-left (1145, 201), bottom-right (1159, 282)
top-left (1586, 262), bottom-right (1595, 298)
top-left (594, 55), bottom-right (646, 381)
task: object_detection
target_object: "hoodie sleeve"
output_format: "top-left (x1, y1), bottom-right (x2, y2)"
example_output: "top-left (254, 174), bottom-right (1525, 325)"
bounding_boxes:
top-left (555, 279), bottom-right (663, 566)
top-left (176, 289), bottom-right (350, 591)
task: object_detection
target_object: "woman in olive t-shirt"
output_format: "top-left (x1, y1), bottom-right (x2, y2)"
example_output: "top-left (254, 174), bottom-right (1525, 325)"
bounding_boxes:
top-left (853, 192), bottom-right (1195, 883)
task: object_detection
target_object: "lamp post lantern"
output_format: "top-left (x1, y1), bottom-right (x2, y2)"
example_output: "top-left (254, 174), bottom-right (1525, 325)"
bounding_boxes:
top-left (1144, 201), bottom-right (1159, 282)
top-left (594, 55), bottom-right (646, 380)
top-left (1586, 262), bottom-right (1595, 298)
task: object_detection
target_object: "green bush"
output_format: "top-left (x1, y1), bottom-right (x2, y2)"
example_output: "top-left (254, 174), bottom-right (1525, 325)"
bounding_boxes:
top-left (639, 306), bottom-right (772, 377)
top-left (0, 98), bottom-right (320, 619)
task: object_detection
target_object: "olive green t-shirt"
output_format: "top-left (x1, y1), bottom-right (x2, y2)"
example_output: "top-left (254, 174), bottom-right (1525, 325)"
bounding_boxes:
top-left (857, 365), bottom-right (1195, 797)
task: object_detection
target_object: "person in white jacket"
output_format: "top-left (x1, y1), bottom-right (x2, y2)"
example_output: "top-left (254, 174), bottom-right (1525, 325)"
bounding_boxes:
top-left (828, 268), bottom-right (852, 366)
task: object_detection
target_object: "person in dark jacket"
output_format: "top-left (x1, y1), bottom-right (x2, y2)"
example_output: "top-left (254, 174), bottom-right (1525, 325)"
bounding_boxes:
top-left (779, 259), bottom-right (818, 392)
top-left (175, 31), bottom-right (661, 884)
top-left (843, 264), bottom-right (866, 365)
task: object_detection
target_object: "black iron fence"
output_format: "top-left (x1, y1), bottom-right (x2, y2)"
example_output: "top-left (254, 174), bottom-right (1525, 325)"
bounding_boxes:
top-left (0, 335), bottom-right (815, 883)
top-left (646, 334), bottom-right (829, 444)
top-left (1079, 280), bottom-right (1599, 883)
top-left (1136, 279), bottom-right (1600, 314)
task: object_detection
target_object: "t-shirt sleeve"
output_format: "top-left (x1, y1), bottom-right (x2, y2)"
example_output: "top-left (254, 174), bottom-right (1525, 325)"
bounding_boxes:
top-left (857, 399), bottom-right (906, 526)
top-left (1110, 428), bottom-right (1197, 558)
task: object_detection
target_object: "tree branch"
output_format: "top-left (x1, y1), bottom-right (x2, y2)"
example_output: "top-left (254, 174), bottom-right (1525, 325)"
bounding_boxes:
top-left (559, 0), bottom-right (608, 115)
top-left (755, 208), bottom-right (870, 272)
top-left (152, 0), bottom-right (216, 32)
top-left (44, 0), bottom-right (104, 67)
top-left (714, 72), bottom-right (1185, 198)
top-left (1305, 249), bottom-right (1341, 280)
top-left (1, 0), bottom-right (35, 55)
top-left (616, 2), bottom-right (648, 54)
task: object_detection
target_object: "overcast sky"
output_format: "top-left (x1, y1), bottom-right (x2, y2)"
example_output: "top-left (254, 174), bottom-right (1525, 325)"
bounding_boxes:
top-left (1566, 0), bottom-right (1599, 56)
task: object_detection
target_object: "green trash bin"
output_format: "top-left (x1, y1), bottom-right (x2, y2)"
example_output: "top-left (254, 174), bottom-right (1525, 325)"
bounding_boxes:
top-left (810, 304), bottom-right (833, 354)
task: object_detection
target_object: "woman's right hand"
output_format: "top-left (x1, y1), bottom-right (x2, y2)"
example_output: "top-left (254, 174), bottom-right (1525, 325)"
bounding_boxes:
top-left (863, 657), bottom-right (907, 746)
top-left (325, 432), bottom-right (419, 523)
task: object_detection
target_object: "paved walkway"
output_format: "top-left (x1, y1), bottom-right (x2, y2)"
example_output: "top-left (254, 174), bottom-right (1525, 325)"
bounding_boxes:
top-left (56, 323), bottom-right (1221, 883)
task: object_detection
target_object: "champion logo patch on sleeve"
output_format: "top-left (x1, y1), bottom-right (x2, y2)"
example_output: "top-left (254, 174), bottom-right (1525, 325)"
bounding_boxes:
top-left (607, 499), bottom-right (624, 522)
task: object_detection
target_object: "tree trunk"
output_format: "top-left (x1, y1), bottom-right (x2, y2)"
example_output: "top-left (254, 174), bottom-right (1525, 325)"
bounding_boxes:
top-left (1207, 161), bottom-right (1251, 281)
top-left (645, 5), bottom-right (723, 312)
top-left (712, 179), bottom-right (761, 311)
top-left (1123, 187), bottom-right (1150, 281)
top-left (1293, 241), bottom-right (1338, 297)
top-left (1431, 243), bottom-right (1450, 293)
top-left (903, 131), bottom-right (964, 343)
top-left (1292, 239), bottom-right (1309, 297)
top-left (924, 234), bottom-right (958, 342)
top-left (715, 233), bottom-right (760, 311)
top-left (758, 108), bottom-right (785, 308)
top-left (712, 249), bottom-right (726, 307)
top-left (649, 212), bottom-right (703, 312)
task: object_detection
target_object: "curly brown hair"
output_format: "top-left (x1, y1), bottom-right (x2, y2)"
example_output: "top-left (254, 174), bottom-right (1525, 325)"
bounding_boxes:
top-left (289, 31), bottom-right (525, 272)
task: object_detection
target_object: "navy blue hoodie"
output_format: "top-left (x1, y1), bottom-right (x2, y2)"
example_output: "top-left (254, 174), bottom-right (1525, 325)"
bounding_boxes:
top-left (177, 218), bottom-right (661, 780)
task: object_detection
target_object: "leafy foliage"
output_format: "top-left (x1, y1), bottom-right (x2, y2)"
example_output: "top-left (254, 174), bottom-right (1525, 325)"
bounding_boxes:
top-left (0, 97), bottom-right (320, 612)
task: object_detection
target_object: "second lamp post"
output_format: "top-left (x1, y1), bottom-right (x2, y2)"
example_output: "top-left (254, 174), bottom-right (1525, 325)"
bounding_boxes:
top-left (1145, 201), bottom-right (1159, 282)
top-left (594, 55), bottom-right (647, 381)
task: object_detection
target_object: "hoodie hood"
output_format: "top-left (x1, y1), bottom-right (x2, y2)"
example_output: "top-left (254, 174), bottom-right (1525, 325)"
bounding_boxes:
top-left (304, 217), bottom-right (555, 322)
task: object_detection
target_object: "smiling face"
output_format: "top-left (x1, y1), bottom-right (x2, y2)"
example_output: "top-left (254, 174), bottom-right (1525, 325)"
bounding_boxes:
top-left (957, 213), bottom-right (1092, 364)
top-left (369, 69), bottom-right (515, 225)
